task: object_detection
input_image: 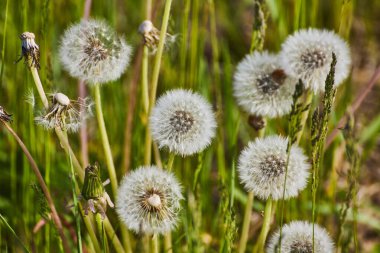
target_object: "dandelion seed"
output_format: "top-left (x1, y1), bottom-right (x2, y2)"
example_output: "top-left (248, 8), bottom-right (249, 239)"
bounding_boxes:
top-left (59, 19), bottom-right (132, 85)
top-left (233, 51), bottom-right (295, 118)
top-left (238, 135), bottom-right (310, 200)
top-left (35, 92), bottom-right (92, 133)
top-left (25, 89), bottom-right (36, 108)
top-left (267, 221), bottom-right (334, 253)
top-left (116, 166), bottom-right (183, 234)
top-left (281, 28), bottom-right (351, 93)
top-left (16, 32), bottom-right (40, 69)
top-left (149, 89), bottom-right (217, 156)
top-left (0, 106), bottom-right (12, 123)
top-left (80, 163), bottom-right (114, 219)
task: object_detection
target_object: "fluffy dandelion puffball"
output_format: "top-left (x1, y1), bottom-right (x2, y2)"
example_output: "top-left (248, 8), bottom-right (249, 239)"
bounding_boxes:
top-left (150, 89), bottom-right (217, 156)
top-left (233, 51), bottom-right (295, 118)
top-left (238, 135), bottom-right (310, 200)
top-left (59, 19), bottom-right (132, 85)
top-left (35, 92), bottom-right (92, 133)
top-left (267, 221), bottom-right (334, 253)
top-left (281, 28), bottom-right (351, 93)
top-left (116, 166), bottom-right (182, 234)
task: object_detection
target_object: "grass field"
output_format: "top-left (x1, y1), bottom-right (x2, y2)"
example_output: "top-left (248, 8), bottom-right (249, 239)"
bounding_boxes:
top-left (1, 0), bottom-right (380, 252)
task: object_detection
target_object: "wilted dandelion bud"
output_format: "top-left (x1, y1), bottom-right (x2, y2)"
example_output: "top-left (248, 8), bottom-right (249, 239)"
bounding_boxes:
top-left (80, 163), bottom-right (114, 219)
top-left (267, 221), bottom-right (334, 253)
top-left (281, 28), bottom-right (351, 93)
top-left (16, 32), bottom-right (40, 69)
top-left (116, 166), bottom-right (183, 234)
top-left (138, 20), bottom-right (160, 48)
top-left (0, 106), bottom-right (12, 122)
top-left (238, 135), bottom-right (310, 200)
top-left (150, 89), bottom-right (217, 156)
top-left (35, 92), bottom-right (92, 133)
top-left (234, 51), bottom-right (296, 118)
top-left (59, 19), bottom-right (132, 85)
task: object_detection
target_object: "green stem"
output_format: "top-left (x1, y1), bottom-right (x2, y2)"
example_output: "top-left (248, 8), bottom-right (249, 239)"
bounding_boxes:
top-left (238, 191), bottom-right (254, 253)
top-left (163, 153), bottom-right (175, 252)
top-left (152, 235), bottom-right (159, 253)
top-left (144, 0), bottom-right (174, 164)
top-left (30, 67), bottom-right (49, 109)
top-left (252, 198), bottom-right (273, 253)
top-left (295, 92), bottom-right (313, 144)
top-left (96, 214), bottom-right (107, 252)
top-left (142, 46), bottom-right (150, 115)
top-left (166, 153), bottom-right (175, 171)
top-left (81, 211), bottom-right (102, 253)
top-left (94, 85), bottom-right (118, 197)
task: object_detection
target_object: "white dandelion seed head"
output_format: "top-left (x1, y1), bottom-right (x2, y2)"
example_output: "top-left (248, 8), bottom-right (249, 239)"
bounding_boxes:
top-left (138, 20), bottom-right (155, 35)
top-left (149, 89), bottom-right (217, 156)
top-left (116, 166), bottom-right (183, 235)
top-left (280, 28), bottom-right (351, 93)
top-left (267, 221), bottom-right (334, 253)
top-left (59, 19), bottom-right (132, 85)
top-left (35, 92), bottom-right (93, 133)
top-left (233, 51), bottom-right (296, 118)
top-left (238, 135), bottom-right (310, 200)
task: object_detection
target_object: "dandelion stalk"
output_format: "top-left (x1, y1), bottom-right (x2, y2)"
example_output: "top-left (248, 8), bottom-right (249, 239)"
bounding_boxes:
top-left (94, 85), bottom-right (118, 197)
top-left (238, 191), bottom-right (254, 253)
top-left (252, 198), bottom-right (273, 253)
top-left (144, 0), bottom-right (174, 164)
top-left (0, 120), bottom-right (70, 253)
top-left (152, 235), bottom-right (159, 253)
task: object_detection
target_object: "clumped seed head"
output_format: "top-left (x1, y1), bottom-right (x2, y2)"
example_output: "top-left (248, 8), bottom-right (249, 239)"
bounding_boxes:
top-left (280, 28), bottom-right (351, 93)
top-left (149, 89), bottom-right (217, 156)
top-left (116, 166), bottom-right (183, 235)
top-left (17, 32), bottom-right (40, 69)
top-left (0, 106), bottom-right (12, 123)
top-left (233, 51), bottom-right (296, 118)
top-left (59, 19), bottom-right (132, 85)
top-left (238, 135), bottom-right (310, 200)
top-left (35, 92), bottom-right (93, 133)
top-left (267, 221), bottom-right (334, 253)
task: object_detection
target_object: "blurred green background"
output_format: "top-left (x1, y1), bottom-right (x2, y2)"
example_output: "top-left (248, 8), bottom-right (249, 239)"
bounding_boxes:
top-left (1, 0), bottom-right (380, 252)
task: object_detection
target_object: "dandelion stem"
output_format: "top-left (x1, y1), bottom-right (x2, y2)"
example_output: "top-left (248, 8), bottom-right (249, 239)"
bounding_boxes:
top-left (94, 85), bottom-right (118, 197)
top-left (30, 67), bottom-right (49, 109)
top-left (0, 121), bottom-right (71, 253)
top-left (144, 0), bottom-right (174, 164)
top-left (152, 235), bottom-right (159, 253)
top-left (238, 191), bottom-right (254, 253)
top-left (252, 198), bottom-right (273, 253)
top-left (142, 46), bottom-right (150, 115)
top-left (164, 152), bottom-right (175, 252)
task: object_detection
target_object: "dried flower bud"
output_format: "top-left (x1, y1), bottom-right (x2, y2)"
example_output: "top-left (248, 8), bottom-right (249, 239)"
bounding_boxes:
top-left (0, 106), bottom-right (12, 123)
top-left (138, 20), bottom-right (161, 49)
top-left (16, 32), bottom-right (40, 69)
top-left (80, 163), bottom-right (114, 219)
top-left (35, 92), bottom-right (93, 133)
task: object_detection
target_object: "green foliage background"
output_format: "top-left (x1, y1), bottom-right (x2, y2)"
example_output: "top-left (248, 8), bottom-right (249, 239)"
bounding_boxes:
top-left (1, 0), bottom-right (380, 252)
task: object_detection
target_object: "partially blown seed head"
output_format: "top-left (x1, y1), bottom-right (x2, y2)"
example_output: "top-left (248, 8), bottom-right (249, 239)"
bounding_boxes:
top-left (116, 166), bottom-right (183, 234)
top-left (35, 92), bottom-right (93, 133)
top-left (233, 51), bottom-right (296, 118)
top-left (267, 221), bottom-right (334, 253)
top-left (280, 28), bottom-right (351, 93)
top-left (238, 135), bottom-right (310, 200)
top-left (59, 19), bottom-right (132, 85)
top-left (149, 89), bottom-right (217, 156)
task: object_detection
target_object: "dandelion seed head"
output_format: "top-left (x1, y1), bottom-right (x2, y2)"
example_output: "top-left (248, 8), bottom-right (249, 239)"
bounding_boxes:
top-left (233, 51), bottom-right (295, 118)
top-left (281, 28), bottom-right (351, 93)
top-left (238, 135), bottom-right (310, 200)
top-left (59, 19), bottom-right (132, 85)
top-left (150, 89), bottom-right (217, 156)
top-left (116, 166), bottom-right (183, 235)
top-left (267, 221), bottom-right (334, 253)
top-left (35, 92), bottom-right (92, 133)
